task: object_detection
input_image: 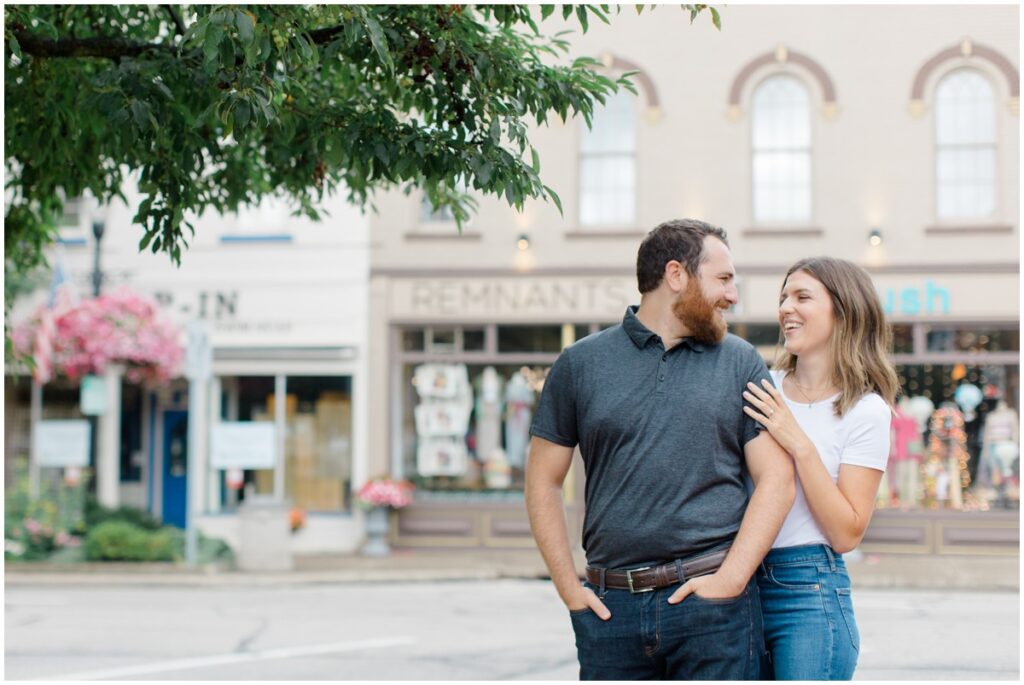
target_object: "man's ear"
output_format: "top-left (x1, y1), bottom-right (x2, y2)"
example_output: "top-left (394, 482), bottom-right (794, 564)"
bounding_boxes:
top-left (664, 260), bottom-right (688, 294)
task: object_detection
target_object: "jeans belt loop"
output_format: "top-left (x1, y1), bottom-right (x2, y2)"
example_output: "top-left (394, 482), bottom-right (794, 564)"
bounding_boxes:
top-left (599, 568), bottom-right (607, 599)
top-left (674, 558), bottom-right (685, 585)
top-left (824, 544), bottom-right (837, 571)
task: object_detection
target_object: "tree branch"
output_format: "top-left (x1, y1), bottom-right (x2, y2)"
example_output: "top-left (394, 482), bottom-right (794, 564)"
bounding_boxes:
top-left (162, 5), bottom-right (186, 37)
top-left (13, 30), bottom-right (175, 59)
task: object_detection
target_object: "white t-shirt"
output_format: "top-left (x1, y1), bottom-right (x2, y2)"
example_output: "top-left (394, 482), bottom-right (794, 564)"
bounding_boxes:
top-left (768, 370), bottom-right (892, 549)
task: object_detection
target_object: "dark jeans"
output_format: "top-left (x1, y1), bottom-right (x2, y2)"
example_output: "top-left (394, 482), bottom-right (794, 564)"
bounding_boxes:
top-left (569, 576), bottom-right (765, 680)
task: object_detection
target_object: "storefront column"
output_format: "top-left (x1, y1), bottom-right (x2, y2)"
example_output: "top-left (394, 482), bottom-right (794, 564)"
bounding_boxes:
top-left (97, 364), bottom-right (124, 507)
top-left (28, 380), bottom-right (42, 498)
top-left (274, 374), bottom-right (286, 501)
top-left (206, 376), bottom-right (222, 513)
top-left (187, 375), bottom-right (209, 519)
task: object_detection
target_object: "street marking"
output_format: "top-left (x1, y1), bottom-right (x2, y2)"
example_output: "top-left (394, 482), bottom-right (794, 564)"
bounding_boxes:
top-left (39, 636), bottom-right (417, 681)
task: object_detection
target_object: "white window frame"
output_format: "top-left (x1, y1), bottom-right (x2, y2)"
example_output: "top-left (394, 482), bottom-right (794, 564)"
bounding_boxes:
top-left (933, 67), bottom-right (998, 222)
top-left (577, 88), bottom-right (638, 229)
top-left (750, 74), bottom-right (813, 226)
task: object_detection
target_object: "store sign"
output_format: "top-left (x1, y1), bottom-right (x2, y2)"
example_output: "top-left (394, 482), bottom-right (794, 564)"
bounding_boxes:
top-left (880, 281), bottom-right (951, 316)
top-left (80, 376), bottom-right (107, 416)
top-left (396, 278), bottom-right (637, 320)
top-left (34, 420), bottom-right (91, 467)
top-left (210, 422), bottom-right (276, 469)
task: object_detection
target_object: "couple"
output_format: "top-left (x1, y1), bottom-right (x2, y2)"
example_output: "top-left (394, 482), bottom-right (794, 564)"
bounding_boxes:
top-left (525, 218), bottom-right (898, 681)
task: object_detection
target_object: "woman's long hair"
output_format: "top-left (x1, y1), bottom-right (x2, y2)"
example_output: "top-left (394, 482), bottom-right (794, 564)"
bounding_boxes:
top-left (774, 257), bottom-right (899, 416)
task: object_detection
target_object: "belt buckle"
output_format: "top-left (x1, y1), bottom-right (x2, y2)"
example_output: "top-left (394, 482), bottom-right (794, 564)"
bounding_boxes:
top-left (626, 567), bottom-right (653, 594)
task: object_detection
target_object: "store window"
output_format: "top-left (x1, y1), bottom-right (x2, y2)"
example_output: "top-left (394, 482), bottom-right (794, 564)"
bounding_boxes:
top-left (752, 74), bottom-right (812, 224)
top-left (396, 323), bottom-right (598, 498)
top-left (219, 374), bottom-right (353, 513)
top-left (935, 69), bottom-right (996, 220)
top-left (579, 88), bottom-right (637, 227)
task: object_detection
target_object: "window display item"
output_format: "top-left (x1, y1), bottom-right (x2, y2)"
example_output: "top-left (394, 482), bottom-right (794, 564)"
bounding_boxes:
top-left (417, 437), bottom-right (469, 477)
top-left (474, 366), bottom-right (504, 461)
top-left (483, 448), bottom-right (512, 489)
top-left (905, 395), bottom-right (935, 433)
top-left (954, 382), bottom-right (983, 421)
top-left (504, 371), bottom-right (536, 469)
top-left (924, 405), bottom-right (970, 509)
top-left (414, 403), bottom-right (471, 437)
top-left (414, 364), bottom-right (469, 400)
top-left (976, 401), bottom-right (1020, 506)
top-left (889, 399), bottom-right (924, 508)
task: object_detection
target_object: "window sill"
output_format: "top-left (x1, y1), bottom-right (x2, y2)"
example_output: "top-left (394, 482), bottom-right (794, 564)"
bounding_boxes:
top-left (741, 226), bottom-right (824, 238)
top-left (924, 224), bottom-right (1014, 235)
top-left (404, 231), bottom-right (482, 241)
top-left (219, 234), bottom-right (294, 244)
top-left (565, 228), bottom-right (646, 239)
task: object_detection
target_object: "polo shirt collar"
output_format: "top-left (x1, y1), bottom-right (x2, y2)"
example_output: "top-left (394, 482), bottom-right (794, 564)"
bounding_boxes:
top-left (622, 305), bottom-right (707, 352)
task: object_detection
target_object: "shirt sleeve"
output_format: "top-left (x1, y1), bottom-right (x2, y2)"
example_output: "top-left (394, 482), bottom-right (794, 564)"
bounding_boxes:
top-left (529, 348), bottom-right (579, 448)
top-left (742, 348), bottom-right (774, 446)
top-left (840, 396), bottom-right (893, 471)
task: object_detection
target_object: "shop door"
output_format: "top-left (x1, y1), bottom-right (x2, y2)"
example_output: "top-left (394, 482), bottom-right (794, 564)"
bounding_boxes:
top-left (162, 411), bottom-right (189, 529)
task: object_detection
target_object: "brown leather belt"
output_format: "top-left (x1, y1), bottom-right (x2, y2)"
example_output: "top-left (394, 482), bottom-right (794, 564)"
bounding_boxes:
top-left (585, 547), bottom-right (730, 594)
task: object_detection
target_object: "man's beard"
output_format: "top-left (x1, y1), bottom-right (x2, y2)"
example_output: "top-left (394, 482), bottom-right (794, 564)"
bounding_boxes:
top-left (671, 277), bottom-right (729, 345)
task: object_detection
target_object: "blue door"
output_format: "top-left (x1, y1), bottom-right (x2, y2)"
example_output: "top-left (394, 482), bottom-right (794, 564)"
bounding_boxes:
top-left (162, 411), bottom-right (188, 529)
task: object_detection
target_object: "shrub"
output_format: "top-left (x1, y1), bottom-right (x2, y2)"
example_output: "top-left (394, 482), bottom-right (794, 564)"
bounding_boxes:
top-left (84, 496), bottom-right (163, 531)
top-left (84, 521), bottom-right (183, 562)
top-left (5, 458), bottom-right (87, 561)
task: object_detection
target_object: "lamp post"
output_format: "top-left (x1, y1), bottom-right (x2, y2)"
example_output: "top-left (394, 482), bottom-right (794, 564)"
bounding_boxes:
top-left (87, 220), bottom-right (105, 496)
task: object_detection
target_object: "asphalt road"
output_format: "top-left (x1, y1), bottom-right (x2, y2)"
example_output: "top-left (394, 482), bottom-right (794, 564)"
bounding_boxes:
top-left (4, 580), bottom-right (1019, 680)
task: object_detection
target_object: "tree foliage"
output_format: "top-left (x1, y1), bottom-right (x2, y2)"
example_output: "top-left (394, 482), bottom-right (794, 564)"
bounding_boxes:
top-left (4, 4), bottom-right (718, 328)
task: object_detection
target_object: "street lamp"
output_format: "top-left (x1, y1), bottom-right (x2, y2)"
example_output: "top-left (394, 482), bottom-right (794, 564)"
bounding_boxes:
top-left (91, 220), bottom-right (105, 296)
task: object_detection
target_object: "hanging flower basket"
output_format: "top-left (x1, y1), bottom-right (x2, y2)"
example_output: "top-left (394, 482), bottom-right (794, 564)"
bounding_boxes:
top-left (14, 287), bottom-right (184, 384)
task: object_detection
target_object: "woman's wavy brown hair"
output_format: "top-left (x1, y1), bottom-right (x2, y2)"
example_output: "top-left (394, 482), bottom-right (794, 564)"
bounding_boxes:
top-left (774, 257), bottom-right (899, 417)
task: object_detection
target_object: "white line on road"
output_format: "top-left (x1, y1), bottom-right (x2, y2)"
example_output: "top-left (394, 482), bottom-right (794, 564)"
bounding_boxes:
top-left (38, 636), bottom-right (418, 681)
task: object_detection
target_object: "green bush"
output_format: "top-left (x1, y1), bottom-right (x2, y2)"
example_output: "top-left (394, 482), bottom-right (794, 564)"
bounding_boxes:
top-left (5, 458), bottom-right (88, 561)
top-left (84, 521), bottom-right (183, 562)
top-left (84, 496), bottom-right (163, 531)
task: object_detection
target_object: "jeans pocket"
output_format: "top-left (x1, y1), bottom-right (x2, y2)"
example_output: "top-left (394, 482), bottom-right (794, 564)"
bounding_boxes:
top-left (691, 586), bottom-right (747, 605)
top-left (766, 562), bottom-right (821, 590)
top-left (835, 588), bottom-right (861, 653)
top-left (569, 606), bottom-right (595, 616)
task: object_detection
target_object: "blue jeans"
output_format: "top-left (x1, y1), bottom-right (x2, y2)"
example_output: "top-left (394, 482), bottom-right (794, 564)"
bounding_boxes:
top-left (569, 575), bottom-right (764, 680)
top-left (757, 544), bottom-right (860, 680)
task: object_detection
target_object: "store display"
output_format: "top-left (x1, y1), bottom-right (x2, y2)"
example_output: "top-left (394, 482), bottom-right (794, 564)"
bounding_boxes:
top-left (483, 447), bottom-right (513, 489)
top-left (473, 366), bottom-right (504, 462)
top-left (413, 364), bottom-right (473, 477)
top-left (888, 399), bottom-right (924, 508)
top-left (954, 382), bottom-right (983, 422)
top-left (504, 370), bottom-right (536, 469)
top-left (975, 401), bottom-right (1020, 507)
top-left (923, 405), bottom-right (970, 509)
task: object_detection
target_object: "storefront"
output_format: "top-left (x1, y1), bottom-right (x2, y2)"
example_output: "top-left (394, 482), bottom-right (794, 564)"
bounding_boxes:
top-left (371, 267), bottom-right (1019, 555)
top-left (6, 194), bottom-right (371, 554)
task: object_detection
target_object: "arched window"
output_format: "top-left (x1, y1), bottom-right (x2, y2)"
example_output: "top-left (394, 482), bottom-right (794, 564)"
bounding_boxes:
top-left (752, 75), bottom-right (812, 224)
top-left (935, 69), bottom-right (996, 219)
top-left (579, 88), bottom-right (637, 227)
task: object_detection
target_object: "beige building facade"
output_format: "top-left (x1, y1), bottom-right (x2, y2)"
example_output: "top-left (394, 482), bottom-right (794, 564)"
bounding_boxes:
top-left (368, 6), bottom-right (1020, 553)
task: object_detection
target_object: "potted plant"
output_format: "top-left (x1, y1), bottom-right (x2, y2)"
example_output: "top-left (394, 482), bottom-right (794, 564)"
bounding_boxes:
top-left (355, 477), bottom-right (415, 556)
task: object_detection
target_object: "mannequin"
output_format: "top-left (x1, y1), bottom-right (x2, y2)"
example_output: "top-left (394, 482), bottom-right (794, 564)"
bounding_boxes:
top-left (503, 370), bottom-right (536, 469)
top-left (980, 400), bottom-right (1020, 507)
top-left (473, 366), bottom-right (504, 463)
top-left (889, 396), bottom-right (924, 508)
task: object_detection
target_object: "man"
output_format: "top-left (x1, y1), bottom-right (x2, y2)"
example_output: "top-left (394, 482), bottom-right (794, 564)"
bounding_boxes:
top-left (526, 219), bottom-right (795, 680)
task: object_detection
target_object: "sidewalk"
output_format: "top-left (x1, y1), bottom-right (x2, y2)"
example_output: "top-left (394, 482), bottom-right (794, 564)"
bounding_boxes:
top-left (4, 548), bottom-right (1019, 590)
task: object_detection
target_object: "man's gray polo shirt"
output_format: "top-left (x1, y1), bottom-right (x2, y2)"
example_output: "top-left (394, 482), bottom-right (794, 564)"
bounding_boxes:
top-left (530, 305), bottom-right (773, 570)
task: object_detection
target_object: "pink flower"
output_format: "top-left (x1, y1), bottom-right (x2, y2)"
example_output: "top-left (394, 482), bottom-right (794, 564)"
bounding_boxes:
top-left (14, 286), bottom-right (183, 384)
top-left (356, 478), bottom-right (415, 509)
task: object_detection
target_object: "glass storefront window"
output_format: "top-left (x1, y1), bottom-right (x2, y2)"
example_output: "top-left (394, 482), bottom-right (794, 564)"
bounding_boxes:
top-left (925, 326), bottom-right (1019, 353)
top-left (463, 328), bottom-right (486, 351)
top-left (402, 330), bottom-right (425, 352)
top-left (497, 325), bottom-right (563, 353)
top-left (284, 376), bottom-right (353, 513)
top-left (889, 363), bottom-right (1019, 512)
top-left (891, 324), bottom-right (913, 354)
top-left (401, 362), bottom-right (550, 497)
top-left (220, 375), bottom-right (353, 513)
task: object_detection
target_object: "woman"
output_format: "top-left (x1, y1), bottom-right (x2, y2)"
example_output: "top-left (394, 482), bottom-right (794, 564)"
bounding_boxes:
top-left (742, 257), bottom-right (898, 681)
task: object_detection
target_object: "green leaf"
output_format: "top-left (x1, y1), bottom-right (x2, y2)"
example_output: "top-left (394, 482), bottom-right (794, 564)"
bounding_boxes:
top-left (544, 185), bottom-right (563, 215)
top-left (562, 5), bottom-right (573, 20)
top-left (710, 7), bottom-right (721, 30)
top-left (576, 6), bottom-right (589, 32)
top-left (361, 14), bottom-right (394, 74)
top-left (530, 147), bottom-right (540, 173)
top-left (489, 117), bottom-right (500, 143)
top-left (233, 100), bottom-right (251, 132)
top-left (540, 5), bottom-right (555, 19)
top-left (9, 35), bottom-right (22, 61)
top-left (235, 10), bottom-right (255, 44)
